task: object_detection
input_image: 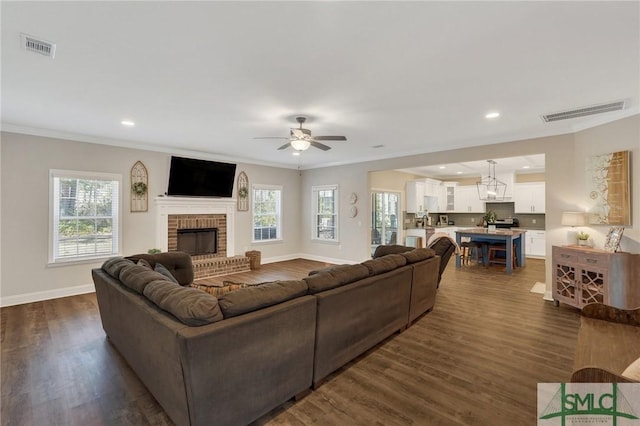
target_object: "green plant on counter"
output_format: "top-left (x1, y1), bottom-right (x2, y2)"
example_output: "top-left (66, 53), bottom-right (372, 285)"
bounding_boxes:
top-left (484, 210), bottom-right (497, 224)
top-left (148, 248), bottom-right (161, 254)
top-left (577, 232), bottom-right (589, 241)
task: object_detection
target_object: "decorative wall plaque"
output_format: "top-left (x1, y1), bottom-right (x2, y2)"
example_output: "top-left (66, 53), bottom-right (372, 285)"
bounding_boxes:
top-left (130, 160), bottom-right (148, 212)
top-left (237, 171), bottom-right (249, 211)
top-left (585, 150), bottom-right (631, 225)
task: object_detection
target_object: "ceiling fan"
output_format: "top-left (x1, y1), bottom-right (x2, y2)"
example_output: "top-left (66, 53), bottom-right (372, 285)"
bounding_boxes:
top-left (254, 116), bottom-right (347, 151)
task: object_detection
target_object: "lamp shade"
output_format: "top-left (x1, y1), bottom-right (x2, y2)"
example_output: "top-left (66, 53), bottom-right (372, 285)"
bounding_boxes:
top-left (561, 212), bottom-right (587, 226)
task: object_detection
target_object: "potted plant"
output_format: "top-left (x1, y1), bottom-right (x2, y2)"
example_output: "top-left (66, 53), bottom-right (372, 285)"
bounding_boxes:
top-left (148, 248), bottom-right (161, 254)
top-left (577, 232), bottom-right (590, 246)
top-left (484, 211), bottom-right (497, 231)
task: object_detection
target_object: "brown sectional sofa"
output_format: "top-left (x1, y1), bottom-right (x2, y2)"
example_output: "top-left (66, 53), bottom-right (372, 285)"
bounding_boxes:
top-left (92, 245), bottom-right (449, 426)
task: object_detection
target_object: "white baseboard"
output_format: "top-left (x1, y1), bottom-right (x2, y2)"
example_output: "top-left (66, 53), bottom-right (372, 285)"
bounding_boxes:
top-left (0, 283), bottom-right (95, 307)
top-left (543, 290), bottom-right (554, 302)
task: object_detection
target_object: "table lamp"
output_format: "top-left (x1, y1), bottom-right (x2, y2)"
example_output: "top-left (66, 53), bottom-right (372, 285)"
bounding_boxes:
top-left (561, 211), bottom-right (587, 245)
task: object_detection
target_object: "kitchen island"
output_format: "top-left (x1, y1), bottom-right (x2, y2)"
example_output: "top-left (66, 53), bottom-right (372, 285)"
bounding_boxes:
top-left (455, 228), bottom-right (527, 274)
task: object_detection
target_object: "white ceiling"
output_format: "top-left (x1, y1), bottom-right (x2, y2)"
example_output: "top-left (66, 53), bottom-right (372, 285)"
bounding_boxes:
top-left (2, 2), bottom-right (638, 170)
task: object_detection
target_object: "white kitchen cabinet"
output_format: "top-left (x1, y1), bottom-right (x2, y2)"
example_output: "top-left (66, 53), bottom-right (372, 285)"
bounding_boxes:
top-left (406, 180), bottom-right (425, 213)
top-left (525, 230), bottom-right (546, 257)
top-left (454, 185), bottom-right (485, 213)
top-left (439, 182), bottom-right (456, 212)
top-left (424, 178), bottom-right (442, 197)
top-left (514, 182), bottom-right (545, 213)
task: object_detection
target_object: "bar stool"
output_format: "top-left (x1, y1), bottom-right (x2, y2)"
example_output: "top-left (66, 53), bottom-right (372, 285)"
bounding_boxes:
top-left (488, 243), bottom-right (518, 268)
top-left (460, 241), bottom-right (485, 266)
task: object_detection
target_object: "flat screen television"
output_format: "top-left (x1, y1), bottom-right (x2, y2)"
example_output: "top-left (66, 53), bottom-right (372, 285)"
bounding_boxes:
top-left (167, 156), bottom-right (236, 197)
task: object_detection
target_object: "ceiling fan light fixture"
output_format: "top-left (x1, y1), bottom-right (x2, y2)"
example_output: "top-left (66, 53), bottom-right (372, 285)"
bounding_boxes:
top-left (290, 139), bottom-right (311, 151)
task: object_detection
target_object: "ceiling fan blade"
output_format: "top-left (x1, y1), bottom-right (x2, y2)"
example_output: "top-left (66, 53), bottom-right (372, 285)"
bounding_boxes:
top-left (313, 135), bottom-right (347, 141)
top-left (310, 141), bottom-right (331, 151)
top-left (291, 128), bottom-right (307, 139)
top-left (253, 136), bottom-right (289, 140)
top-left (277, 142), bottom-right (291, 150)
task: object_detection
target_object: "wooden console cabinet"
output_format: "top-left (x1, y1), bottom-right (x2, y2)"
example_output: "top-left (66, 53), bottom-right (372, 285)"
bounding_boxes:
top-left (552, 245), bottom-right (640, 309)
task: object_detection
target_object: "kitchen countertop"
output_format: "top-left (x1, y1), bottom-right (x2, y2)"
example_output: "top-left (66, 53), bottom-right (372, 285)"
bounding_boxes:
top-left (455, 228), bottom-right (527, 236)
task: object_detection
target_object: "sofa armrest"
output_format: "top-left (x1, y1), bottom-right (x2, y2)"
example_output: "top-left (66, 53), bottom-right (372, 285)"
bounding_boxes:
top-left (571, 367), bottom-right (636, 383)
top-left (581, 303), bottom-right (640, 326)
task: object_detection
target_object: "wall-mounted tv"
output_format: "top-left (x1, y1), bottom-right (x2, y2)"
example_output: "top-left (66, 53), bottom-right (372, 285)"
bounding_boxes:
top-left (167, 156), bottom-right (236, 197)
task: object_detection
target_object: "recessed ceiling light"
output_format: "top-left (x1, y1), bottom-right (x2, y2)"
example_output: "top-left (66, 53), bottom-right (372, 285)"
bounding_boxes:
top-left (121, 120), bottom-right (135, 127)
top-left (456, 171), bottom-right (463, 174)
top-left (439, 166), bottom-right (446, 169)
top-left (523, 165), bottom-right (530, 169)
top-left (485, 112), bottom-right (500, 119)
top-left (292, 152), bottom-right (301, 156)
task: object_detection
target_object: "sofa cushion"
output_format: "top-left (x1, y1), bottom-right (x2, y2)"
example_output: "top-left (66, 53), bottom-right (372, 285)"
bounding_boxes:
top-left (155, 262), bottom-right (179, 284)
top-left (308, 264), bottom-right (346, 276)
top-left (137, 258), bottom-right (152, 269)
top-left (362, 254), bottom-right (407, 275)
top-left (190, 282), bottom-right (249, 297)
top-left (304, 264), bottom-right (370, 294)
top-left (217, 280), bottom-right (308, 318)
top-left (401, 248), bottom-right (436, 264)
top-left (119, 264), bottom-right (173, 294)
top-left (126, 252), bottom-right (194, 285)
top-left (143, 280), bottom-right (224, 326)
top-left (372, 244), bottom-right (414, 259)
top-left (102, 257), bottom-right (135, 279)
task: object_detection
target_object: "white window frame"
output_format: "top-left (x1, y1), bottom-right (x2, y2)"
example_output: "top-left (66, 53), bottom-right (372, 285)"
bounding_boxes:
top-left (312, 184), bottom-right (339, 243)
top-left (251, 184), bottom-right (283, 243)
top-left (49, 169), bottom-right (122, 265)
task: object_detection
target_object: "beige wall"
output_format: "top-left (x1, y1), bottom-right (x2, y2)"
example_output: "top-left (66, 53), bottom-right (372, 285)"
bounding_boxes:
top-left (0, 132), bottom-right (301, 305)
top-left (1, 114), bottom-right (638, 304)
top-left (573, 115), bottom-right (639, 253)
top-left (369, 169), bottom-right (415, 212)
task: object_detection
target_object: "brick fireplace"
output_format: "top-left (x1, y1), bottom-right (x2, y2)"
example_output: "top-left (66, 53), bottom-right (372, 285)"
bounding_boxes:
top-left (155, 197), bottom-right (250, 279)
top-left (168, 214), bottom-right (226, 258)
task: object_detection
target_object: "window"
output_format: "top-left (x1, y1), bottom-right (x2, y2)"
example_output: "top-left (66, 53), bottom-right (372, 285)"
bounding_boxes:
top-left (50, 170), bottom-right (121, 263)
top-left (312, 184), bottom-right (338, 242)
top-left (252, 184), bottom-right (282, 242)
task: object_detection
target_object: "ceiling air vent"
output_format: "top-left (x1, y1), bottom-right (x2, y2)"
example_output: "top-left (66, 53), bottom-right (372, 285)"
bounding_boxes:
top-left (20, 33), bottom-right (56, 58)
top-left (541, 100), bottom-right (625, 123)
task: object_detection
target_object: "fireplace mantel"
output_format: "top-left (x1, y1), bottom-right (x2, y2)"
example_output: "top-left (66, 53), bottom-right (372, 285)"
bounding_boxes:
top-left (154, 197), bottom-right (236, 255)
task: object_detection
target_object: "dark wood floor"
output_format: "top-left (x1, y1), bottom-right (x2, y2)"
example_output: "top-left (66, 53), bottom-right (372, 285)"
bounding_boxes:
top-left (1, 258), bottom-right (581, 425)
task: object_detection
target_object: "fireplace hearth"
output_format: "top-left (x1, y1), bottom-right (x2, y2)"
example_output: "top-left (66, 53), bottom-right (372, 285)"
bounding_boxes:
top-left (177, 227), bottom-right (218, 256)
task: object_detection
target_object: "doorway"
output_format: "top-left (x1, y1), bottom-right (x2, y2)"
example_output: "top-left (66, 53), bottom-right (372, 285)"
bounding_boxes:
top-left (371, 191), bottom-right (400, 255)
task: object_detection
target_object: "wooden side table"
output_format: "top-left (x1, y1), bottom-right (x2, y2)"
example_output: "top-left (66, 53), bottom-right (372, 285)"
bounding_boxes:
top-left (552, 245), bottom-right (640, 310)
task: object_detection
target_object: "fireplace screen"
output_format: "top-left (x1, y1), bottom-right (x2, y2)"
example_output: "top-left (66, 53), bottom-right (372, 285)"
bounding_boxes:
top-left (177, 228), bottom-right (218, 255)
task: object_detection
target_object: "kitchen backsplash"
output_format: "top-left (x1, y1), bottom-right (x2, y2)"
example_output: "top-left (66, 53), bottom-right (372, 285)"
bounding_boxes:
top-left (404, 210), bottom-right (545, 229)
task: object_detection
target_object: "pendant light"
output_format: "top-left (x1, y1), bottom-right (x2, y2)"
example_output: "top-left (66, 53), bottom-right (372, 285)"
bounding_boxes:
top-left (476, 160), bottom-right (507, 201)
